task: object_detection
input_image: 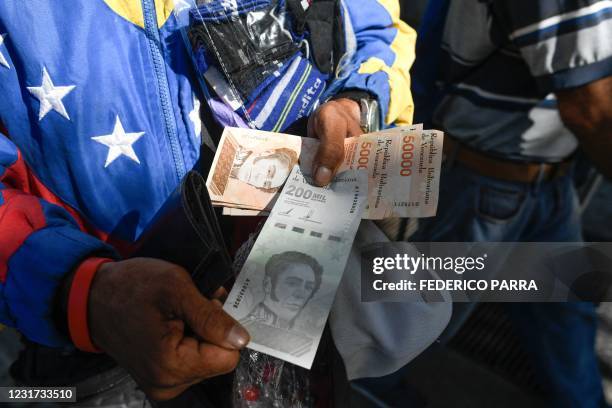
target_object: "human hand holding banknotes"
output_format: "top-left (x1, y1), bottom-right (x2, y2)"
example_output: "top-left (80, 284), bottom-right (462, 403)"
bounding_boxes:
top-left (208, 124), bottom-right (444, 370)
top-left (88, 258), bottom-right (250, 401)
top-left (307, 98), bottom-right (363, 186)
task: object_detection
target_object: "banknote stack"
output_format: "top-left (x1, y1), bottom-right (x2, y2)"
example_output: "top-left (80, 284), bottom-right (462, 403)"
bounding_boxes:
top-left (224, 166), bottom-right (367, 369)
top-left (217, 125), bottom-right (444, 368)
top-left (206, 126), bottom-right (444, 219)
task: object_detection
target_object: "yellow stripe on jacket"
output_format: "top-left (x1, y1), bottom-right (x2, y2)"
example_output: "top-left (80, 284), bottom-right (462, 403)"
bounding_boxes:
top-left (358, 0), bottom-right (417, 126)
top-left (103, 0), bottom-right (174, 28)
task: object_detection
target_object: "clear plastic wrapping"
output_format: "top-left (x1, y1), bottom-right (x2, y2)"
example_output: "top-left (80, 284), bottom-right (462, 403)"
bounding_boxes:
top-left (232, 350), bottom-right (314, 408)
top-left (189, 0), bottom-right (298, 100)
top-left (183, 0), bottom-right (344, 131)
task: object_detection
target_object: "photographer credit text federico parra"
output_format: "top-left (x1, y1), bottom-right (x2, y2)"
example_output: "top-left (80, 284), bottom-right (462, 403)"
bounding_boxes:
top-left (371, 253), bottom-right (538, 292)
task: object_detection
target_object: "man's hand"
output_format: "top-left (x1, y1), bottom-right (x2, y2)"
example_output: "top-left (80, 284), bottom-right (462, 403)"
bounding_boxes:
top-left (88, 258), bottom-right (249, 401)
top-left (557, 76), bottom-right (612, 179)
top-left (308, 98), bottom-right (362, 186)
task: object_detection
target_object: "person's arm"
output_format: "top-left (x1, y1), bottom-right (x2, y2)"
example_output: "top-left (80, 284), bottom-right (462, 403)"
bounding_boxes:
top-left (0, 129), bottom-right (249, 401)
top-left (557, 76), bottom-right (612, 179)
top-left (309, 0), bottom-right (417, 185)
top-left (489, 0), bottom-right (612, 170)
top-left (340, 0), bottom-right (417, 127)
top-left (0, 130), bottom-right (116, 347)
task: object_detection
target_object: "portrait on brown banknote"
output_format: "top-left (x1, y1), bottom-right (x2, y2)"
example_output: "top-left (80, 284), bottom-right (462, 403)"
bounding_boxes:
top-left (230, 147), bottom-right (298, 193)
top-left (242, 251), bottom-right (323, 330)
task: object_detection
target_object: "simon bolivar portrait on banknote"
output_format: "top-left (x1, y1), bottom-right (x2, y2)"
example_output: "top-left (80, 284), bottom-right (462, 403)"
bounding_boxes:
top-left (241, 251), bottom-right (323, 330)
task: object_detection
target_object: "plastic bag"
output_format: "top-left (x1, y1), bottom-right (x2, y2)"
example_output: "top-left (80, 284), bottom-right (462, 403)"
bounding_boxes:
top-left (233, 350), bottom-right (314, 408)
top-left (185, 0), bottom-right (343, 131)
top-left (189, 0), bottom-right (298, 100)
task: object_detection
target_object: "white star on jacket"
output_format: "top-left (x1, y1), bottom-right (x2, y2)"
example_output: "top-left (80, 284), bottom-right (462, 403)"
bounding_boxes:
top-left (92, 116), bottom-right (145, 168)
top-left (0, 33), bottom-right (9, 69)
top-left (27, 67), bottom-right (76, 121)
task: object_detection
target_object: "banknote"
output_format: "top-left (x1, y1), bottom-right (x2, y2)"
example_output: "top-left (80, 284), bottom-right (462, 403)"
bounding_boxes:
top-left (206, 125), bottom-right (443, 219)
top-left (224, 165), bottom-right (367, 369)
top-left (222, 207), bottom-right (270, 216)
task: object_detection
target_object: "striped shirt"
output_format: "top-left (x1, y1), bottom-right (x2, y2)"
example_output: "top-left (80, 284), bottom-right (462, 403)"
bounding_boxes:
top-left (432, 0), bottom-right (612, 162)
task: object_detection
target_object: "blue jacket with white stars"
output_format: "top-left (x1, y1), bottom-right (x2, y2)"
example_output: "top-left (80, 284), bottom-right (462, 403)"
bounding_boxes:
top-left (0, 0), bottom-right (415, 348)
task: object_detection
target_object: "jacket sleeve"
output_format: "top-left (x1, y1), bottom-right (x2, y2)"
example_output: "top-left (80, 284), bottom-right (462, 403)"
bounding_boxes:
top-left (341, 0), bottom-right (417, 126)
top-left (489, 0), bottom-right (612, 93)
top-left (0, 131), bottom-right (115, 347)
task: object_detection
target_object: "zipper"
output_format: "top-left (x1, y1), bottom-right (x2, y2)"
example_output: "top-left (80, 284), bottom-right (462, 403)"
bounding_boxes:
top-left (141, 0), bottom-right (186, 181)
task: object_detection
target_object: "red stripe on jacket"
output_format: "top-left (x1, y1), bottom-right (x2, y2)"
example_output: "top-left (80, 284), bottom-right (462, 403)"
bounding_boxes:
top-left (0, 191), bottom-right (46, 282)
top-left (0, 144), bottom-right (129, 282)
top-left (2, 150), bottom-right (107, 240)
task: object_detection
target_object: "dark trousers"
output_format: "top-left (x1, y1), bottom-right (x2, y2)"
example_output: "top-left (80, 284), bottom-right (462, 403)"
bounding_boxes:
top-left (410, 162), bottom-right (605, 408)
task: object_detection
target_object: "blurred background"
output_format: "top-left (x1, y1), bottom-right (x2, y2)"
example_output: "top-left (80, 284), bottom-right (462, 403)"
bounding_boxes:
top-left (392, 2), bottom-right (612, 407)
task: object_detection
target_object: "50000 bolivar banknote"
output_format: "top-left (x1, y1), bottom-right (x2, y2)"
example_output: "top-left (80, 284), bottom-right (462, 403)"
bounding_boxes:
top-left (224, 166), bottom-right (367, 368)
top-left (206, 126), bottom-right (443, 219)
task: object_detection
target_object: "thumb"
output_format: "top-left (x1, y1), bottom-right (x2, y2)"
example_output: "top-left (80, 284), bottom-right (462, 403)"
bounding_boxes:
top-left (311, 113), bottom-right (347, 187)
top-left (309, 100), bottom-right (362, 186)
top-left (180, 285), bottom-right (250, 350)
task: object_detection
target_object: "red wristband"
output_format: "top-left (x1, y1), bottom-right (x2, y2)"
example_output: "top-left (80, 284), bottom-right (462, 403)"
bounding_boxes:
top-left (67, 257), bottom-right (113, 353)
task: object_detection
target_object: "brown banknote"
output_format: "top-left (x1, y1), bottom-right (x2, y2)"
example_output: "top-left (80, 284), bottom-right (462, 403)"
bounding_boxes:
top-left (206, 126), bottom-right (444, 219)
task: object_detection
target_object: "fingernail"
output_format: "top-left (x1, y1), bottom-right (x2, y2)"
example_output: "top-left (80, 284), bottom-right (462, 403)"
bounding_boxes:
top-left (227, 325), bottom-right (250, 349)
top-left (315, 166), bottom-right (333, 185)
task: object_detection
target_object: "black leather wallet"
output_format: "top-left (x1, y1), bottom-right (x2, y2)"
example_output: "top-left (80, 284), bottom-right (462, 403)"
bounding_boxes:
top-left (132, 170), bottom-right (232, 298)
